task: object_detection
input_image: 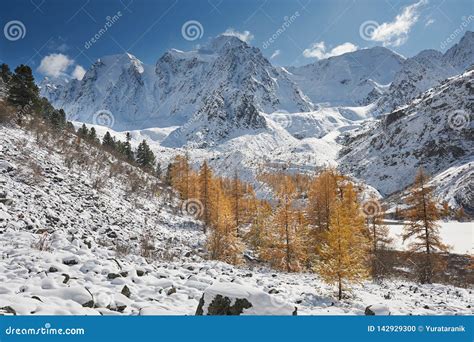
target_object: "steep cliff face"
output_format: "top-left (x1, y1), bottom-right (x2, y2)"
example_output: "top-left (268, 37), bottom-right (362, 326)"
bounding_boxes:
top-left (339, 69), bottom-right (473, 210)
top-left (374, 31), bottom-right (474, 115)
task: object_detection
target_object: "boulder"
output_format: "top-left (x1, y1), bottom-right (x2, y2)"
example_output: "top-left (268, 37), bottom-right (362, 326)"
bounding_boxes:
top-left (195, 282), bottom-right (296, 315)
top-left (365, 304), bottom-right (391, 315)
top-left (121, 285), bottom-right (131, 298)
top-left (62, 256), bottom-right (79, 266)
top-left (0, 160), bottom-right (15, 173)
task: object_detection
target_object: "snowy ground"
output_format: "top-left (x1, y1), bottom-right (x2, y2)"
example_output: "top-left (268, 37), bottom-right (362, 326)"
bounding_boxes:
top-left (0, 126), bottom-right (472, 316)
top-left (387, 221), bottom-right (473, 255)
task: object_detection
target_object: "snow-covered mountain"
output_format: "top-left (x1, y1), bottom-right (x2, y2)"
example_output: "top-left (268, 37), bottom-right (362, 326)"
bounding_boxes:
top-left (39, 31), bottom-right (474, 206)
top-left (339, 69), bottom-right (474, 211)
top-left (41, 36), bottom-right (312, 133)
top-left (286, 46), bottom-right (405, 106)
top-left (374, 31), bottom-right (474, 114)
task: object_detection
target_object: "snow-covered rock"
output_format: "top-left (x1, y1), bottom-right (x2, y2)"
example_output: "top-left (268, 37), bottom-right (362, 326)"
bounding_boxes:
top-left (195, 282), bottom-right (296, 315)
top-left (365, 304), bottom-right (391, 315)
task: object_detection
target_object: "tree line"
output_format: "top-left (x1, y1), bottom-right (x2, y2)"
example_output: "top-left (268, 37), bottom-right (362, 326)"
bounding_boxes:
top-left (166, 154), bottom-right (454, 298)
top-left (0, 63), bottom-right (160, 175)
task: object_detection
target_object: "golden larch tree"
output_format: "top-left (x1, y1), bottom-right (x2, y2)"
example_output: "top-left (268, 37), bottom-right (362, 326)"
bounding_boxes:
top-left (261, 177), bottom-right (306, 272)
top-left (403, 168), bottom-right (448, 283)
top-left (365, 201), bottom-right (392, 280)
top-left (315, 183), bottom-right (369, 300)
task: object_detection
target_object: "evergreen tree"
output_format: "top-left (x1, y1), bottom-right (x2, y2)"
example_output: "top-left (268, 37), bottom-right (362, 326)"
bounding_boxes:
top-left (102, 131), bottom-right (116, 150)
top-left (120, 132), bottom-right (134, 161)
top-left (49, 109), bottom-right (66, 129)
top-left (315, 183), bottom-right (369, 300)
top-left (88, 126), bottom-right (99, 143)
top-left (0, 64), bottom-right (12, 83)
top-left (77, 124), bottom-right (89, 139)
top-left (136, 139), bottom-right (156, 170)
top-left (7, 65), bottom-right (39, 109)
top-left (403, 168), bottom-right (448, 283)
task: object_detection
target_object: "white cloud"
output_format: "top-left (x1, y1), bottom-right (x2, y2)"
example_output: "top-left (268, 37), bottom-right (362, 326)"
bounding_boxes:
top-left (72, 65), bottom-right (86, 80)
top-left (38, 53), bottom-right (74, 78)
top-left (370, 0), bottom-right (428, 46)
top-left (303, 41), bottom-right (358, 59)
top-left (425, 18), bottom-right (435, 27)
top-left (38, 53), bottom-right (87, 80)
top-left (270, 49), bottom-right (281, 59)
top-left (222, 28), bottom-right (254, 42)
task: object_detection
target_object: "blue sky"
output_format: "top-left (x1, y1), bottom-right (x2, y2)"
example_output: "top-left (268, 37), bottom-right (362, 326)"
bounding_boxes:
top-left (0, 0), bottom-right (472, 80)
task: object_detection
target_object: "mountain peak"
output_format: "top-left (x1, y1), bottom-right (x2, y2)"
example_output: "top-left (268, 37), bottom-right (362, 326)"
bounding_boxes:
top-left (206, 34), bottom-right (248, 52)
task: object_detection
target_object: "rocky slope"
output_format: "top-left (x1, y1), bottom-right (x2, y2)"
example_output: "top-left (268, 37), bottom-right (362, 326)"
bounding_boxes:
top-left (339, 69), bottom-right (474, 212)
top-left (374, 31), bottom-right (474, 115)
top-left (0, 125), bottom-right (471, 315)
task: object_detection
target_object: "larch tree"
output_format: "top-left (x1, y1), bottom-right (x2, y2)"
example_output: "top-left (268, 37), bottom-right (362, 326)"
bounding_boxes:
top-left (307, 169), bottom-right (339, 232)
top-left (206, 183), bottom-right (243, 264)
top-left (441, 201), bottom-right (451, 219)
top-left (170, 155), bottom-right (191, 199)
top-left (261, 177), bottom-right (306, 272)
top-left (230, 170), bottom-right (243, 235)
top-left (246, 199), bottom-right (272, 252)
top-left (315, 183), bottom-right (369, 300)
top-left (365, 201), bottom-right (392, 281)
top-left (199, 160), bottom-right (214, 229)
top-left (403, 168), bottom-right (448, 284)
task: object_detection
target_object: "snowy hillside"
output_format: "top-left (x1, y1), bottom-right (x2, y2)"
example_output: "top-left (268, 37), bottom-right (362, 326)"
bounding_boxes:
top-left (339, 69), bottom-right (474, 211)
top-left (286, 46), bottom-right (405, 106)
top-left (375, 31), bottom-right (474, 115)
top-left (0, 126), bottom-right (471, 315)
